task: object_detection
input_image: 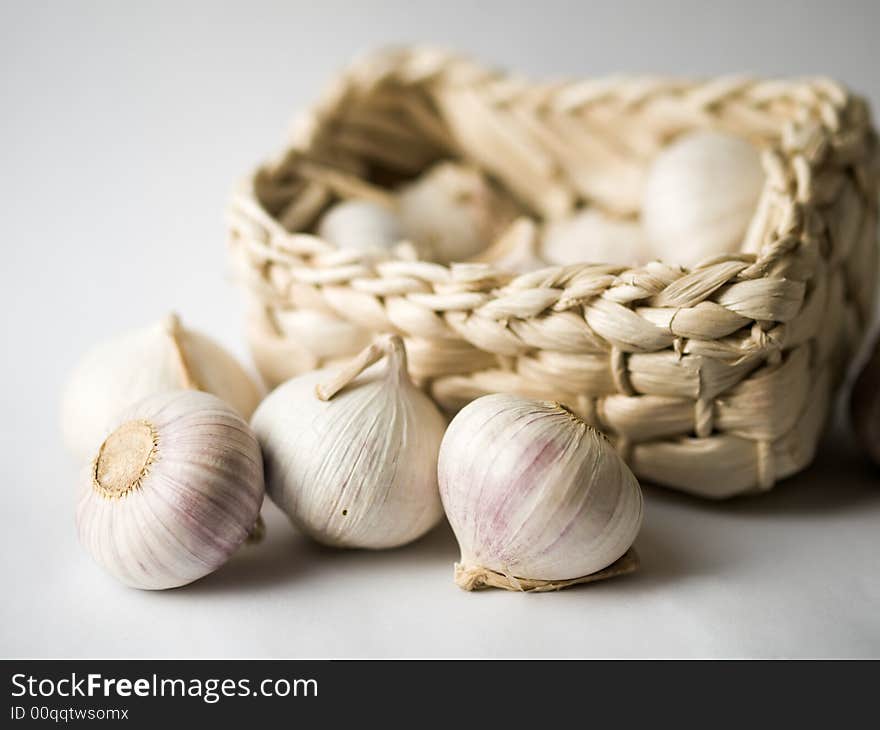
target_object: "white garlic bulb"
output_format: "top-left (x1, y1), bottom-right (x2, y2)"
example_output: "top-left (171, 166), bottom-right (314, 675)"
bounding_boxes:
top-left (398, 162), bottom-right (512, 264)
top-left (642, 130), bottom-right (765, 268)
top-left (76, 390), bottom-right (265, 590)
top-left (251, 335), bottom-right (446, 549)
top-left (61, 314), bottom-right (263, 463)
top-left (542, 208), bottom-right (651, 267)
top-left (316, 199), bottom-right (402, 255)
top-left (439, 394), bottom-right (643, 591)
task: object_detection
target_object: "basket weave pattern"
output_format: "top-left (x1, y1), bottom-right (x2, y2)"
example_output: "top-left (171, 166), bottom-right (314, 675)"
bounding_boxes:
top-left (228, 48), bottom-right (880, 498)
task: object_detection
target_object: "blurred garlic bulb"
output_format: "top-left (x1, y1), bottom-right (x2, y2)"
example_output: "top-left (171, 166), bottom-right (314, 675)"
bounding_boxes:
top-left (469, 218), bottom-right (547, 273)
top-left (316, 199), bottom-right (402, 255)
top-left (251, 335), bottom-right (446, 549)
top-left (61, 314), bottom-right (263, 463)
top-left (439, 394), bottom-right (643, 592)
top-left (542, 208), bottom-right (651, 267)
top-left (642, 130), bottom-right (765, 268)
top-left (273, 308), bottom-right (373, 361)
top-left (851, 334), bottom-right (880, 466)
top-left (76, 390), bottom-right (264, 590)
top-left (398, 162), bottom-right (513, 264)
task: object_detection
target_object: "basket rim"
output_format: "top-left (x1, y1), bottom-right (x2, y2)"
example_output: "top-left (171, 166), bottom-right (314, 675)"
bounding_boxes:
top-left (231, 46), bottom-right (876, 276)
top-left (226, 45), bottom-right (879, 367)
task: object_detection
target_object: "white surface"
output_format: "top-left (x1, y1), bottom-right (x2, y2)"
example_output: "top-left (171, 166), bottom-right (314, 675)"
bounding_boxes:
top-left (2, 0), bottom-right (879, 658)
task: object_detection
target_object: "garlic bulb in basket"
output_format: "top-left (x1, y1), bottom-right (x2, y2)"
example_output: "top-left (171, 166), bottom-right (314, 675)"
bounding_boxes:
top-left (398, 162), bottom-right (513, 264)
top-left (251, 335), bottom-right (446, 549)
top-left (316, 199), bottom-right (402, 255)
top-left (76, 390), bottom-right (265, 590)
top-left (61, 313), bottom-right (262, 462)
top-left (642, 130), bottom-right (765, 268)
top-left (439, 394), bottom-right (643, 592)
top-left (542, 208), bottom-right (651, 267)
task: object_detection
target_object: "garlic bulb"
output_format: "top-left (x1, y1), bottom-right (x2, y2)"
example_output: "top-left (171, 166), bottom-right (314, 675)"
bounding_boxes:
top-left (642, 130), bottom-right (765, 268)
top-left (273, 308), bottom-right (373, 361)
top-left (542, 208), bottom-right (651, 267)
top-left (851, 335), bottom-right (880, 467)
top-left (439, 394), bottom-right (643, 591)
top-left (76, 390), bottom-right (264, 590)
top-left (316, 199), bottom-right (402, 255)
top-left (61, 314), bottom-right (263, 463)
top-left (398, 162), bottom-right (513, 264)
top-left (251, 335), bottom-right (446, 549)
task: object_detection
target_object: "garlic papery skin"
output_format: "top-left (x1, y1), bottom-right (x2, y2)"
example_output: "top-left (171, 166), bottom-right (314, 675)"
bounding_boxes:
top-left (641, 130), bottom-right (765, 268)
top-left (397, 162), bottom-right (513, 264)
top-left (316, 199), bottom-right (402, 256)
top-left (541, 208), bottom-right (651, 267)
top-left (439, 393), bottom-right (643, 591)
top-left (76, 390), bottom-right (264, 590)
top-left (61, 314), bottom-right (263, 463)
top-left (251, 335), bottom-right (446, 549)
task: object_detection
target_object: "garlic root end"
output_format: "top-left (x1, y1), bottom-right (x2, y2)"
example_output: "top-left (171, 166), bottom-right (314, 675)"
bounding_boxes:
top-left (453, 549), bottom-right (640, 593)
top-left (245, 514), bottom-right (266, 545)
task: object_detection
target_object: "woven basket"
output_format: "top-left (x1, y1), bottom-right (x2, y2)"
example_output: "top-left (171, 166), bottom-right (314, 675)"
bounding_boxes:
top-left (228, 47), bottom-right (880, 498)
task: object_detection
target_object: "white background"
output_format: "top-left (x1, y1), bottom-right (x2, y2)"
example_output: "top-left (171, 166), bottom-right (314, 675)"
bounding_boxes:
top-left (2, 0), bottom-right (878, 658)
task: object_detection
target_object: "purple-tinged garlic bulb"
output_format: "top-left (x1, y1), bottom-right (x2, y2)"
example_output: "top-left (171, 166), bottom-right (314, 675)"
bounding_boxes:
top-left (851, 335), bottom-right (880, 467)
top-left (251, 335), bottom-right (446, 549)
top-left (76, 390), bottom-right (264, 590)
top-left (439, 394), bottom-right (643, 592)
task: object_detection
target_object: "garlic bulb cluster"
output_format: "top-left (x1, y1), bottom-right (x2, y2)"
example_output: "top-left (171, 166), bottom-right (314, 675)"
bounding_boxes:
top-left (76, 390), bottom-right (265, 590)
top-left (542, 208), bottom-right (651, 267)
top-left (851, 335), bottom-right (880, 467)
top-left (252, 335), bottom-right (446, 549)
top-left (642, 130), bottom-right (765, 268)
top-left (316, 199), bottom-right (402, 256)
top-left (313, 163), bottom-right (516, 266)
top-left (439, 394), bottom-right (643, 591)
top-left (398, 162), bottom-right (513, 264)
top-left (61, 314), bottom-right (263, 462)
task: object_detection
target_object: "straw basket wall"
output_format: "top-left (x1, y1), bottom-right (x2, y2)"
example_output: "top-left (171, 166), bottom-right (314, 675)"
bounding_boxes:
top-left (228, 47), bottom-right (880, 498)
